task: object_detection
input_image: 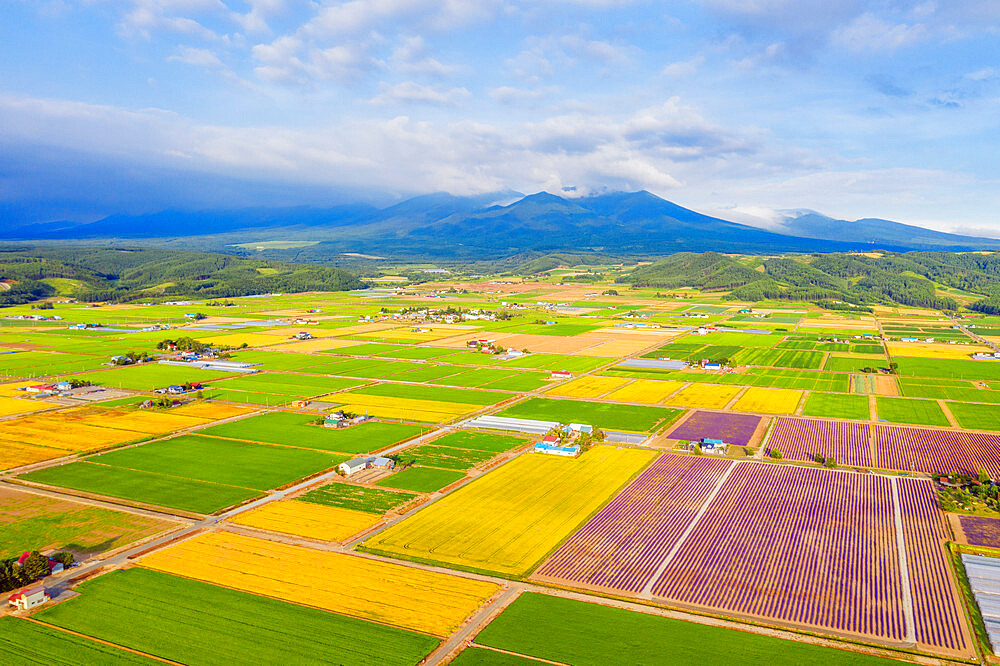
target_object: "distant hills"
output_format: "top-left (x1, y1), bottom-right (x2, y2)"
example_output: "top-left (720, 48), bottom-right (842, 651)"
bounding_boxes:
top-left (3, 190), bottom-right (998, 259)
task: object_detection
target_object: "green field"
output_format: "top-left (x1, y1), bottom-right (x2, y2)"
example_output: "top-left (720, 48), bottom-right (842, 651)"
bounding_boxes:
top-left (346, 382), bottom-right (508, 405)
top-left (0, 616), bottom-right (154, 665)
top-left (298, 483), bottom-right (416, 514)
top-left (498, 397), bottom-right (683, 432)
top-left (376, 466), bottom-right (466, 492)
top-left (897, 377), bottom-right (1000, 403)
top-left (20, 463), bottom-right (261, 514)
top-left (66, 364), bottom-right (238, 391)
top-left (0, 491), bottom-right (171, 559)
top-left (451, 647), bottom-right (538, 665)
top-left (823, 355), bottom-right (888, 373)
top-left (200, 413), bottom-right (425, 454)
top-left (430, 431), bottom-right (524, 453)
top-left (89, 435), bottom-right (342, 490)
top-left (399, 444), bottom-right (498, 470)
top-left (875, 397), bottom-right (950, 427)
top-left (473, 593), bottom-right (900, 666)
top-left (947, 401), bottom-right (1000, 431)
top-left (0, 351), bottom-right (107, 377)
top-left (33, 568), bottom-right (438, 665)
top-left (733, 348), bottom-right (825, 369)
top-left (502, 354), bottom-right (607, 372)
top-left (893, 357), bottom-right (1000, 381)
top-left (210, 373), bottom-right (363, 397)
top-left (801, 392), bottom-right (870, 420)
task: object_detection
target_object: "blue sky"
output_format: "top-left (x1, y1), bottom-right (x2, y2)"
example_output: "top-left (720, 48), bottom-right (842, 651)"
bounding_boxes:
top-left (1, 1), bottom-right (998, 232)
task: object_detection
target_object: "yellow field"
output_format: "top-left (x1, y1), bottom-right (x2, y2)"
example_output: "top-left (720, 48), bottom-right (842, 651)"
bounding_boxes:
top-left (0, 405), bottom-right (226, 452)
top-left (0, 441), bottom-right (67, 471)
top-left (545, 375), bottom-right (629, 398)
top-left (227, 500), bottom-right (381, 542)
top-left (354, 326), bottom-right (479, 342)
top-left (197, 332), bottom-right (284, 348)
top-left (333, 391), bottom-right (480, 423)
top-left (732, 387), bottom-right (803, 414)
top-left (260, 338), bottom-right (355, 352)
top-left (603, 379), bottom-right (685, 404)
top-left (666, 383), bottom-right (741, 409)
top-left (886, 342), bottom-right (990, 360)
top-left (0, 381), bottom-right (41, 397)
top-left (94, 410), bottom-right (210, 434)
top-left (364, 445), bottom-right (655, 576)
top-left (0, 416), bottom-right (138, 451)
top-left (169, 401), bottom-right (253, 420)
top-left (0, 396), bottom-right (48, 417)
top-left (576, 339), bottom-right (664, 357)
top-left (140, 531), bottom-right (500, 636)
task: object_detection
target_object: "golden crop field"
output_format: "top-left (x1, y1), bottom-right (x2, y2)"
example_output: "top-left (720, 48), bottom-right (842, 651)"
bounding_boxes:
top-left (576, 339), bottom-right (663, 357)
top-left (94, 410), bottom-right (210, 434)
top-left (0, 381), bottom-right (41, 397)
top-left (885, 342), bottom-right (990, 360)
top-left (0, 396), bottom-right (48, 417)
top-left (364, 445), bottom-right (655, 576)
top-left (545, 375), bottom-right (629, 398)
top-left (196, 332), bottom-right (284, 348)
top-left (0, 441), bottom-right (66, 471)
top-left (140, 531), bottom-right (500, 636)
top-left (666, 383), bottom-right (741, 409)
top-left (0, 416), bottom-right (138, 451)
top-left (732, 387), bottom-right (803, 414)
top-left (170, 401), bottom-right (254, 420)
top-left (260, 338), bottom-right (356, 352)
top-left (0, 405), bottom-right (222, 452)
top-left (603, 379), bottom-right (685, 404)
top-left (333, 392), bottom-right (479, 423)
top-left (354, 326), bottom-right (478, 342)
top-left (228, 500), bottom-right (381, 542)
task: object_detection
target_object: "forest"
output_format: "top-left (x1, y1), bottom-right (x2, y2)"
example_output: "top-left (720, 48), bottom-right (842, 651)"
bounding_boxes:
top-left (619, 251), bottom-right (1000, 311)
top-left (0, 247), bottom-right (362, 306)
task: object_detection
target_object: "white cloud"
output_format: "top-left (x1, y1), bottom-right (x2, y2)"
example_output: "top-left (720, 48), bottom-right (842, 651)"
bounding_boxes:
top-left (389, 36), bottom-right (465, 77)
top-left (661, 55), bottom-right (704, 77)
top-left (488, 86), bottom-right (548, 103)
top-left (369, 81), bottom-right (471, 105)
top-left (832, 13), bottom-right (928, 53)
top-left (965, 67), bottom-right (998, 81)
top-left (168, 46), bottom-right (224, 68)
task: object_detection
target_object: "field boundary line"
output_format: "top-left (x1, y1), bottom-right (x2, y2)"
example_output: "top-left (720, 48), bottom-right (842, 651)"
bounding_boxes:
top-left (757, 417), bottom-right (777, 459)
top-left (466, 645), bottom-right (569, 665)
top-left (424, 586), bottom-right (525, 665)
top-left (639, 459), bottom-right (738, 598)
top-left (22, 617), bottom-right (182, 665)
top-left (891, 476), bottom-right (917, 645)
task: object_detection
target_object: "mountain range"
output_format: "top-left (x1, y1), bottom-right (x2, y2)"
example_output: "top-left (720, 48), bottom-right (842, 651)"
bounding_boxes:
top-left (3, 190), bottom-right (997, 259)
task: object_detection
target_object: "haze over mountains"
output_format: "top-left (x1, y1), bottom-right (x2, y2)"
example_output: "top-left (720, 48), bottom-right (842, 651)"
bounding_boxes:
top-left (3, 190), bottom-right (998, 259)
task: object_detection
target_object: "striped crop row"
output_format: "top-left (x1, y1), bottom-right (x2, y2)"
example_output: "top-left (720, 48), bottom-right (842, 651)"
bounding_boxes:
top-left (766, 418), bottom-right (871, 467)
top-left (897, 476), bottom-right (970, 653)
top-left (534, 455), bottom-right (731, 593)
top-left (875, 425), bottom-right (1000, 477)
top-left (652, 464), bottom-right (906, 640)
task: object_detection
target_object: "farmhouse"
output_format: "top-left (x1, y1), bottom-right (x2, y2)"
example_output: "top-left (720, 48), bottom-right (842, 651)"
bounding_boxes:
top-left (8, 587), bottom-right (50, 611)
top-left (550, 370), bottom-right (573, 380)
top-left (699, 438), bottom-right (729, 453)
top-left (339, 458), bottom-right (369, 475)
top-left (533, 441), bottom-right (581, 457)
top-left (338, 456), bottom-right (395, 475)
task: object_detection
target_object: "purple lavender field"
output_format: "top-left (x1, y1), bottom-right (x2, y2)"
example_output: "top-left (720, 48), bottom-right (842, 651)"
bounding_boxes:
top-left (667, 410), bottom-right (762, 447)
top-left (960, 515), bottom-right (1000, 548)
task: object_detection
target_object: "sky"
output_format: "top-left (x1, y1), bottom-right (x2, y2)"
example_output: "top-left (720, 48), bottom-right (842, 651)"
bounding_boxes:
top-left (1, 1), bottom-right (999, 232)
